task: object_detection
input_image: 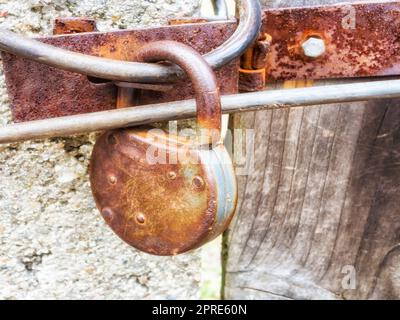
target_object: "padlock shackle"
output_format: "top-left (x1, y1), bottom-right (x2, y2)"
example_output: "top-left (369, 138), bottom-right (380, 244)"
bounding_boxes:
top-left (136, 40), bottom-right (221, 144)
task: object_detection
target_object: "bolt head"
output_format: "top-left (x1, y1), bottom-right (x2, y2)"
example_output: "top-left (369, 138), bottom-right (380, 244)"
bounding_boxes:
top-left (302, 37), bottom-right (326, 58)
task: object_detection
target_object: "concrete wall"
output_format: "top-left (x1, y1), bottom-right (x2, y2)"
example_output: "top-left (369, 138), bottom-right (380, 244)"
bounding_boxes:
top-left (0, 0), bottom-right (202, 300)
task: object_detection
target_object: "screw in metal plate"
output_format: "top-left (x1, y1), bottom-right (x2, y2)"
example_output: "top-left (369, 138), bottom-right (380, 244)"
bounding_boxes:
top-left (301, 37), bottom-right (326, 58)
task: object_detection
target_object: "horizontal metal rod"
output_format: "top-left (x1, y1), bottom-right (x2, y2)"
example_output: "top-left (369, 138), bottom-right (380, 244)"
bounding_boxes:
top-left (0, 0), bottom-right (261, 83)
top-left (1, 79), bottom-right (400, 144)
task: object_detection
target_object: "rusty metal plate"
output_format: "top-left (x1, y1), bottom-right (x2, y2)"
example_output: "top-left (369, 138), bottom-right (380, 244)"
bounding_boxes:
top-left (263, 1), bottom-right (400, 81)
top-left (1, 21), bottom-right (238, 122)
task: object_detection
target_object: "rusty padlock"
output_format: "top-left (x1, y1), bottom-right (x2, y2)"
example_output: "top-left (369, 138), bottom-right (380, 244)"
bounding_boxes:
top-left (90, 41), bottom-right (237, 256)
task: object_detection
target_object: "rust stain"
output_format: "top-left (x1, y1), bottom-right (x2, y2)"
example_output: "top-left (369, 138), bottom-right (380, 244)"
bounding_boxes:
top-left (239, 68), bottom-right (266, 92)
top-left (53, 17), bottom-right (97, 35)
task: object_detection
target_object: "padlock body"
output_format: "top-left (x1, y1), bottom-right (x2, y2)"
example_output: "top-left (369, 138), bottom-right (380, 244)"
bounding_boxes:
top-left (90, 127), bottom-right (237, 256)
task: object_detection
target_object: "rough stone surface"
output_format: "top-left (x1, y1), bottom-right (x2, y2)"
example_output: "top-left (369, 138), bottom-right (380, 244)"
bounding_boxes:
top-left (0, 0), bottom-right (202, 300)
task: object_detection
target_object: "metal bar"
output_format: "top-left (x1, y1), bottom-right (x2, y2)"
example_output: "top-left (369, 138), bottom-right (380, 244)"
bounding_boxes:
top-left (0, 0), bottom-right (261, 83)
top-left (1, 79), bottom-right (400, 144)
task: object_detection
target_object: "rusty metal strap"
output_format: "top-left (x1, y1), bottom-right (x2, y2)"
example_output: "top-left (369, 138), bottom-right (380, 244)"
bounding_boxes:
top-left (2, 0), bottom-right (400, 123)
top-left (0, 0), bottom-right (261, 83)
top-left (2, 22), bottom-right (239, 122)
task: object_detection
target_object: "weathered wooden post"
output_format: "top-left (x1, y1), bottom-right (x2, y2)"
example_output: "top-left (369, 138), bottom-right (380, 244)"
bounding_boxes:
top-left (224, 0), bottom-right (400, 300)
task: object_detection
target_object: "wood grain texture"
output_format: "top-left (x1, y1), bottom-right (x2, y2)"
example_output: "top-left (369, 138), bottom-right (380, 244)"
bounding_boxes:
top-left (223, 0), bottom-right (400, 300)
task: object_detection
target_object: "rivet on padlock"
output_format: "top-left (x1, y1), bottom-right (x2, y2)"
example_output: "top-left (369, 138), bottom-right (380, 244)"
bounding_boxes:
top-left (89, 41), bottom-right (237, 256)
